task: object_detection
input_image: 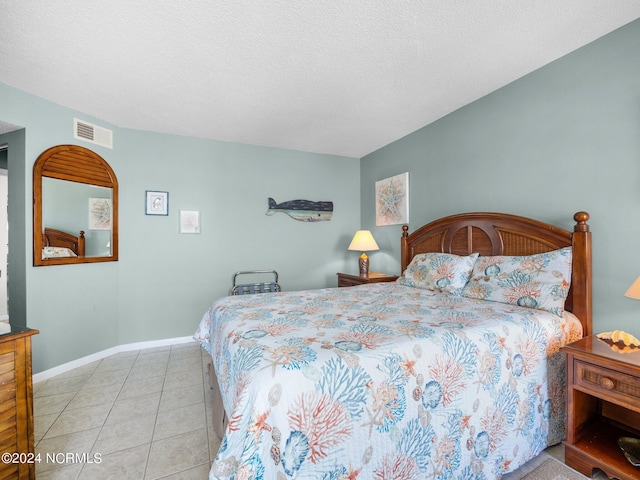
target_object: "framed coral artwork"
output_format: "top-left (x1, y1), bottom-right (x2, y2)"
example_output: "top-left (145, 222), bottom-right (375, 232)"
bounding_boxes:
top-left (88, 197), bottom-right (112, 230)
top-left (375, 172), bottom-right (409, 226)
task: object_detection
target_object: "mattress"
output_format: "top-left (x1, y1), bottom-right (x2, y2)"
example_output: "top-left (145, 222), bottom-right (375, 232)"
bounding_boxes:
top-left (194, 282), bottom-right (582, 479)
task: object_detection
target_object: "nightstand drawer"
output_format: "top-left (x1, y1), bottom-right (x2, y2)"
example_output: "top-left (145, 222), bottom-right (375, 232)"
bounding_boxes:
top-left (575, 359), bottom-right (640, 410)
top-left (338, 277), bottom-right (361, 287)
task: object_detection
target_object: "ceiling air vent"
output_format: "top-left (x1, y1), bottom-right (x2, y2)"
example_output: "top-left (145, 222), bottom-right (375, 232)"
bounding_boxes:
top-left (73, 118), bottom-right (113, 149)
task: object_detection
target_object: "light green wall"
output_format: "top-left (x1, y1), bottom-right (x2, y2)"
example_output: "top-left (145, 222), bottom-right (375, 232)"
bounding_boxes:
top-left (361, 19), bottom-right (640, 337)
top-left (0, 83), bottom-right (360, 373)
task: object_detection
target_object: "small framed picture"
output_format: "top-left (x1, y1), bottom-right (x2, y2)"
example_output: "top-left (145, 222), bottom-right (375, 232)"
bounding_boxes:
top-left (180, 210), bottom-right (200, 234)
top-left (146, 191), bottom-right (168, 216)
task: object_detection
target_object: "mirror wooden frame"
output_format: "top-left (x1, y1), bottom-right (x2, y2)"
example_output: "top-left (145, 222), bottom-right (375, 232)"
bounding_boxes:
top-left (33, 144), bottom-right (118, 266)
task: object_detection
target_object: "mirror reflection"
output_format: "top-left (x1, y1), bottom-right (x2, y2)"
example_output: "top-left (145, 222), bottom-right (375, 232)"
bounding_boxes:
top-left (42, 178), bottom-right (113, 257)
top-left (33, 144), bottom-right (118, 266)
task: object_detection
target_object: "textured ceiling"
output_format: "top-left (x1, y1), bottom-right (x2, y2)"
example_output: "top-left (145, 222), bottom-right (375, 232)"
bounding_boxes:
top-left (2, 1), bottom-right (640, 157)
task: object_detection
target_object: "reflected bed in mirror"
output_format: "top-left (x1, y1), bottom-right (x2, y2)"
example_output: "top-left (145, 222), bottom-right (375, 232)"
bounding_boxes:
top-left (33, 144), bottom-right (118, 266)
top-left (42, 228), bottom-right (85, 260)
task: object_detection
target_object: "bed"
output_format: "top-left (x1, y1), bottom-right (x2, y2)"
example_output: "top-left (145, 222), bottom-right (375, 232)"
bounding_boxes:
top-left (194, 211), bottom-right (592, 479)
top-left (41, 227), bottom-right (85, 259)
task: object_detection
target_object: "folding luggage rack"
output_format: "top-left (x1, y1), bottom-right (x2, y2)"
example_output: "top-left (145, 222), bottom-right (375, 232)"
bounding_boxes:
top-left (230, 270), bottom-right (281, 295)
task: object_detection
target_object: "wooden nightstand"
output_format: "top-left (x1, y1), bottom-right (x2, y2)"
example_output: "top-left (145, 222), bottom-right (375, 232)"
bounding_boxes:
top-left (337, 272), bottom-right (398, 287)
top-left (562, 335), bottom-right (640, 480)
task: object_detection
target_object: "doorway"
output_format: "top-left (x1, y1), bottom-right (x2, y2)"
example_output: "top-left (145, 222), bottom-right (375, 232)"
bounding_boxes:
top-left (0, 152), bottom-right (7, 322)
top-left (0, 127), bottom-right (26, 329)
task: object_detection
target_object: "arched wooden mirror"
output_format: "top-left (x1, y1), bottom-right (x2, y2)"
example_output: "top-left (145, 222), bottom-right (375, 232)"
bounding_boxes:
top-left (33, 144), bottom-right (118, 266)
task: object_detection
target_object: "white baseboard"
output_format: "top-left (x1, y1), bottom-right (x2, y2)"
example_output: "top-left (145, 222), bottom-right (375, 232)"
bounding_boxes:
top-left (33, 336), bottom-right (195, 384)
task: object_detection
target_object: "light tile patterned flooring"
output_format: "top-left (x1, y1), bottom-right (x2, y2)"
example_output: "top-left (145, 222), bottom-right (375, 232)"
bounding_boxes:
top-left (33, 341), bottom-right (604, 480)
top-left (33, 342), bottom-right (221, 479)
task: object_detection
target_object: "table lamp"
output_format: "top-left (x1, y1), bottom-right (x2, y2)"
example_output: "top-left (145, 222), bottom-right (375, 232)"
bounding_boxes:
top-left (625, 276), bottom-right (640, 300)
top-left (348, 230), bottom-right (379, 277)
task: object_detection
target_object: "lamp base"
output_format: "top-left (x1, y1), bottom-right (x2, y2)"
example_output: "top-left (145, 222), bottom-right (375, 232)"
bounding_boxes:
top-left (359, 252), bottom-right (369, 277)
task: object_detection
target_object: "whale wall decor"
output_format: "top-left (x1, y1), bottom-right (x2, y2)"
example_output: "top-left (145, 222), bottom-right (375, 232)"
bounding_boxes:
top-left (266, 198), bottom-right (333, 222)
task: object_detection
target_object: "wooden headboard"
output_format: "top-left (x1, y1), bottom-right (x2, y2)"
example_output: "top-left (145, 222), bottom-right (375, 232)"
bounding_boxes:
top-left (400, 211), bottom-right (592, 337)
top-left (43, 228), bottom-right (86, 257)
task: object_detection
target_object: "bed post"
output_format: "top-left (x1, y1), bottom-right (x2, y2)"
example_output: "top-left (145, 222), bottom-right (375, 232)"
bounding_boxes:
top-left (400, 225), bottom-right (410, 272)
top-left (78, 231), bottom-right (86, 257)
top-left (571, 212), bottom-right (592, 337)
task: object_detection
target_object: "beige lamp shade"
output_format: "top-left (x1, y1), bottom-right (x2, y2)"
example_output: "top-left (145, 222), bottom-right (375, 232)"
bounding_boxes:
top-left (625, 276), bottom-right (640, 300)
top-left (348, 230), bottom-right (379, 252)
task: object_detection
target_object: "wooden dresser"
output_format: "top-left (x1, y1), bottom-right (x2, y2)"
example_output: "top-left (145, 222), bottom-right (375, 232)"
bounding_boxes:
top-left (563, 335), bottom-right (640, 480)
top-left (0, 328), bottom-right (38, 480)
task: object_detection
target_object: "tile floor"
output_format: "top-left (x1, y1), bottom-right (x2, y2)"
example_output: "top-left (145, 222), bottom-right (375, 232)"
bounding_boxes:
top-left (33, 342), bottom-right (221, 479)
top-left (33, 341), bottom-right (604, 480)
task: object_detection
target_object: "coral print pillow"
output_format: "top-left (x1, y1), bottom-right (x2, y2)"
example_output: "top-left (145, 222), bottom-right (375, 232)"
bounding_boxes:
top-left (42, 246), bottom-right (77, 259)
top-left (461, 247), bottom-right (572, 316)
top-left (398, 252), bottom-right (479, 295)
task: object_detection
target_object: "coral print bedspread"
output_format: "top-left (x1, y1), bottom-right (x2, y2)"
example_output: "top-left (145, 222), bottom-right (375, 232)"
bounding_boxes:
top-left (194, 282), bottom-right (582, 480)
